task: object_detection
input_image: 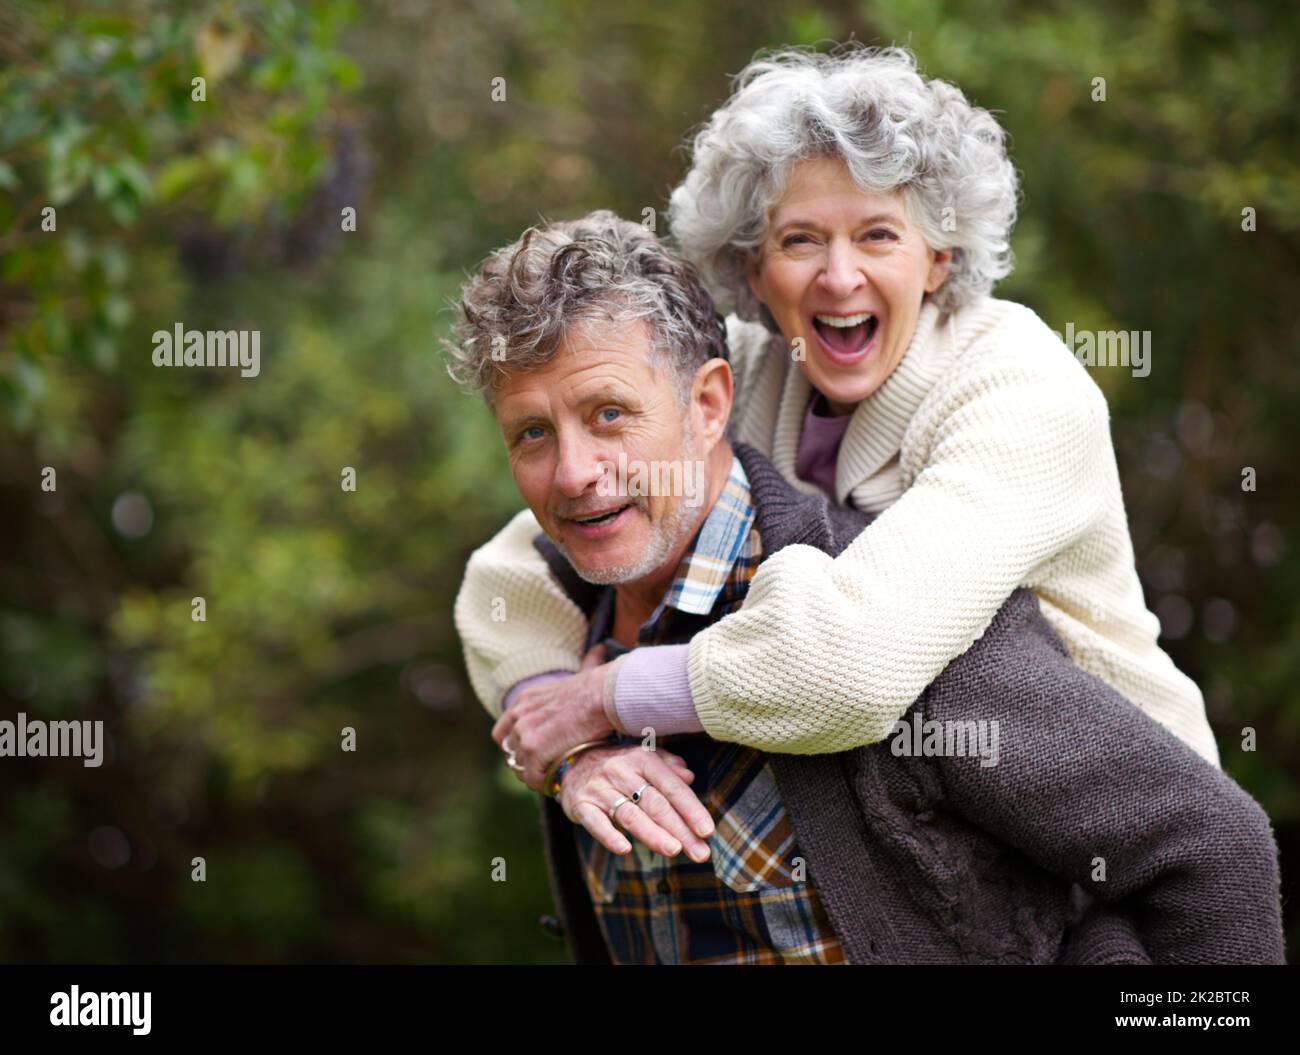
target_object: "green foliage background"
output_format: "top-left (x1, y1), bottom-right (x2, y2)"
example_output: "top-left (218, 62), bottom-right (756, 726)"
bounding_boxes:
top-left (2, 0), bottom-right (1297, 962)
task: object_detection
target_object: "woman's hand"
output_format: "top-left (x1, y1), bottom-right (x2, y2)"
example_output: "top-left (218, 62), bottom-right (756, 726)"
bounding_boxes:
top-left (559, 743), bottom-right (715, 861)
top-left (491, 645), bottom-right (623, 791)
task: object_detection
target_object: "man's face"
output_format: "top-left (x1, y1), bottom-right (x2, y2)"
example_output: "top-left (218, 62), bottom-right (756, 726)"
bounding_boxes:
top-left (493, 319), bottom-right (710, 585)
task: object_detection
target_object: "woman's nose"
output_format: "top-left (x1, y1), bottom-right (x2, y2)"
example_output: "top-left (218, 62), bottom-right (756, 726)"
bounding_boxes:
top-left (818, 241), bottom-right (866, 298)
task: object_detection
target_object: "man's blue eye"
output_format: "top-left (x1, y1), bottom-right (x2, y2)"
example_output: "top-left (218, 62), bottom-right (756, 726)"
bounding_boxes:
top-left (523, 426), bottom-right (545, 441)
top-left (599, 408), bottom-right (621, 423)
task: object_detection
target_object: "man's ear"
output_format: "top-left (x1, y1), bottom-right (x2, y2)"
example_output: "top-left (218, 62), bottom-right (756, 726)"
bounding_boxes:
top-left (691, 358), bottom-right (733, 450)
top-left (925, 247), bottom-right (954, 294)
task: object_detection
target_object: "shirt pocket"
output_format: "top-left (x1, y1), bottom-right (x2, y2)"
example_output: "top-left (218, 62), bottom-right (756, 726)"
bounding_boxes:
top-left (704, 749), bottom-right (803, 894)
top-left (576, 829), bottom-right (670, 904)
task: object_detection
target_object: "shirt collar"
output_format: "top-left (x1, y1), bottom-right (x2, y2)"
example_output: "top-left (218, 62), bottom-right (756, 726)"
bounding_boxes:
top-left (658, 450), bottom-right (755, 618)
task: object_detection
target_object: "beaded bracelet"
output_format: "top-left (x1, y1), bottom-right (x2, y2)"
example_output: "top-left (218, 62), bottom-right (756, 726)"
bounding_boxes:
top-left (545, 757), bottom-right (572, 800)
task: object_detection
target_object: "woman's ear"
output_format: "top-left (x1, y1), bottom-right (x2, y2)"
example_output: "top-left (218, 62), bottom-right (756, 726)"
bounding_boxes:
top-left (745, 261), bottom-right (767, 310)
top-left (925, 248), bottom-right (954, 294)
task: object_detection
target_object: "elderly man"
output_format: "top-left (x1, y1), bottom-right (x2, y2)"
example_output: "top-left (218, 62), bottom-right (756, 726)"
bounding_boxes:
top-left (448, 211), bottom-right (1284, 965)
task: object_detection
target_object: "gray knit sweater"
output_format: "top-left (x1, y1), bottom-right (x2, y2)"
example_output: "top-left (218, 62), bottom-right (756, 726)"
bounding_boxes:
top-left (532, 442), bottom-right (1285, 964)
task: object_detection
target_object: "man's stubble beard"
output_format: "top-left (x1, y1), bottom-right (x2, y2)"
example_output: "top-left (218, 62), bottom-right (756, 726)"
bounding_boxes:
top-left (560, 422), bottom-right (707, 587)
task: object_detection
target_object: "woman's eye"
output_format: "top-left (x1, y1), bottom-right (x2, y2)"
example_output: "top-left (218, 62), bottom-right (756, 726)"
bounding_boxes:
top-left (866, 228), bottom-right (897, 242)
top-left (782, 234), bottom-right (814, 247)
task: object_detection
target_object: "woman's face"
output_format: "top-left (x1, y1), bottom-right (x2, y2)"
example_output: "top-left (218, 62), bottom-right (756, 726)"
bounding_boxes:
top-left (746, 157), bottom-right (951, 414)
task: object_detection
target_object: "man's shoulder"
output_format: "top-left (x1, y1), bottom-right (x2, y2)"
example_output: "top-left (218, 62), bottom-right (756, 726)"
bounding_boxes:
top-left (917, 585), bottom-right (1127, 746)
top-left (732, 442), bottom-right (875, 558)
top-left (738, 441), bottom-right (878, 561)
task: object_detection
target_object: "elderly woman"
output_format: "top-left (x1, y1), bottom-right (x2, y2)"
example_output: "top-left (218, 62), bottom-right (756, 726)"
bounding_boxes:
top-left (459, 43), bottom-right (1220, 782)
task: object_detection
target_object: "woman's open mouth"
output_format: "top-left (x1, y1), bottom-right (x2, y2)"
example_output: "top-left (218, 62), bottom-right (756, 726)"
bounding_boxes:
top-left (811, 311), bottom-right (879, 365)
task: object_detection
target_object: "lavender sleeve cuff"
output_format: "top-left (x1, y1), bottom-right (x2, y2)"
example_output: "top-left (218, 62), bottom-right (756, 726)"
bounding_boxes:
top-left (502, 670), bottom-right (571, 711)
top-left (613, 645), bottom-right (703, 736)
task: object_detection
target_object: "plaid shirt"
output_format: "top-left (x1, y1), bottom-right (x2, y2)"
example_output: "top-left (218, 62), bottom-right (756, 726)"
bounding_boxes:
top-left (572, 454), bottom-right (847, 964)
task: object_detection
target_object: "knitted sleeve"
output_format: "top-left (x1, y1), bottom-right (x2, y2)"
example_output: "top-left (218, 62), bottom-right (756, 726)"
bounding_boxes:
top-left (453, 508), bottom-right (588, 719)
top-left (686, 356), bottom-right (1114, 754)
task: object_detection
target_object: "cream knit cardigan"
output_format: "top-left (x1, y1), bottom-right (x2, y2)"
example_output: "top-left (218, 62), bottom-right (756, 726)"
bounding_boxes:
top-left (454, 296), bottom-right (1221, 768)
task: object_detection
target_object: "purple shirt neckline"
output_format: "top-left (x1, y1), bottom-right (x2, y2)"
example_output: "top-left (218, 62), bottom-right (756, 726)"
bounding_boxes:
top-left (794, 391), bottom-right (852, 499)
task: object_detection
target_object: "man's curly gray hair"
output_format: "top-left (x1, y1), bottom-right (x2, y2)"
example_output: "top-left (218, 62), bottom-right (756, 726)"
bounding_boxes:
top-left (445, 210), bottom-right (727, 406)
top-left (667, 43), bottom-right (1019, 323)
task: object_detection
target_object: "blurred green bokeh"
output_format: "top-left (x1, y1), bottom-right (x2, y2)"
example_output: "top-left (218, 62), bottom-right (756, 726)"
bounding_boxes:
top-left (1, 0), bottom-right (1297, 962)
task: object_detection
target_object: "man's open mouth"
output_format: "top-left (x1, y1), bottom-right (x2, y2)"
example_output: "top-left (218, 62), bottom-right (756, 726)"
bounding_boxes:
top-left (568, 503), bottom-right (631, 526)
top-left (812, 311), bottom-right (878, 357)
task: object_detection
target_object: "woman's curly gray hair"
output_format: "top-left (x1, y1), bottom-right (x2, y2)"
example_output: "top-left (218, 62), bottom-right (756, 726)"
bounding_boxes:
top-left (445, 210), bottom-right (727, 405)
top-left (668, 43), bottom-right (1019, 322)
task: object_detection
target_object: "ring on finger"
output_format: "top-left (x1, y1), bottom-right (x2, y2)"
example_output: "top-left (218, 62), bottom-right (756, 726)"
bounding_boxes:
top-left (629, 782), bottom-right (649, 804)
top-left (608, 794), bottom-right (634, 822)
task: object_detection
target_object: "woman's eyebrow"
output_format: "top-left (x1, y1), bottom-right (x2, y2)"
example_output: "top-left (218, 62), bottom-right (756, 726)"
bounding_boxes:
top-left (773, 211), bottom-right (903, 234)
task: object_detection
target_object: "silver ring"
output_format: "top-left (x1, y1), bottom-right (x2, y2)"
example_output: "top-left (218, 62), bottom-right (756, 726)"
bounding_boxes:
top-left (502, 737), bottom-right (524, 773)
top-left (630, 782), bottom-right (649, 804)
top-left (608, 794), bottom-right (632, 822)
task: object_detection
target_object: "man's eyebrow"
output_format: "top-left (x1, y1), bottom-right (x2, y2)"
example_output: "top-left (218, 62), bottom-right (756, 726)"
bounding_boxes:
top-left (772, 212), bottom-right (904, 234)
top-left (577, 385), bottom-right (639, 406)
top-left (500, 385), bottom-right (640, 435)
top-left (500, 411), bottom-right (549, 436)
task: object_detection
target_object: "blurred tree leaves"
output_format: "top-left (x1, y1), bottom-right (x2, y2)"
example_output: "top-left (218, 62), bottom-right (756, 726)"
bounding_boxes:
top-left (0, 0), bottom-right (359, 430)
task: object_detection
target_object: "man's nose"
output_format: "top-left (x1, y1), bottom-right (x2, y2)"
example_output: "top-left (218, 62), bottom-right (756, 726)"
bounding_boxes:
top-left (553, 430), bottom-right (609, 499)
top-left (818, 239), bottom-right (866, 299)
